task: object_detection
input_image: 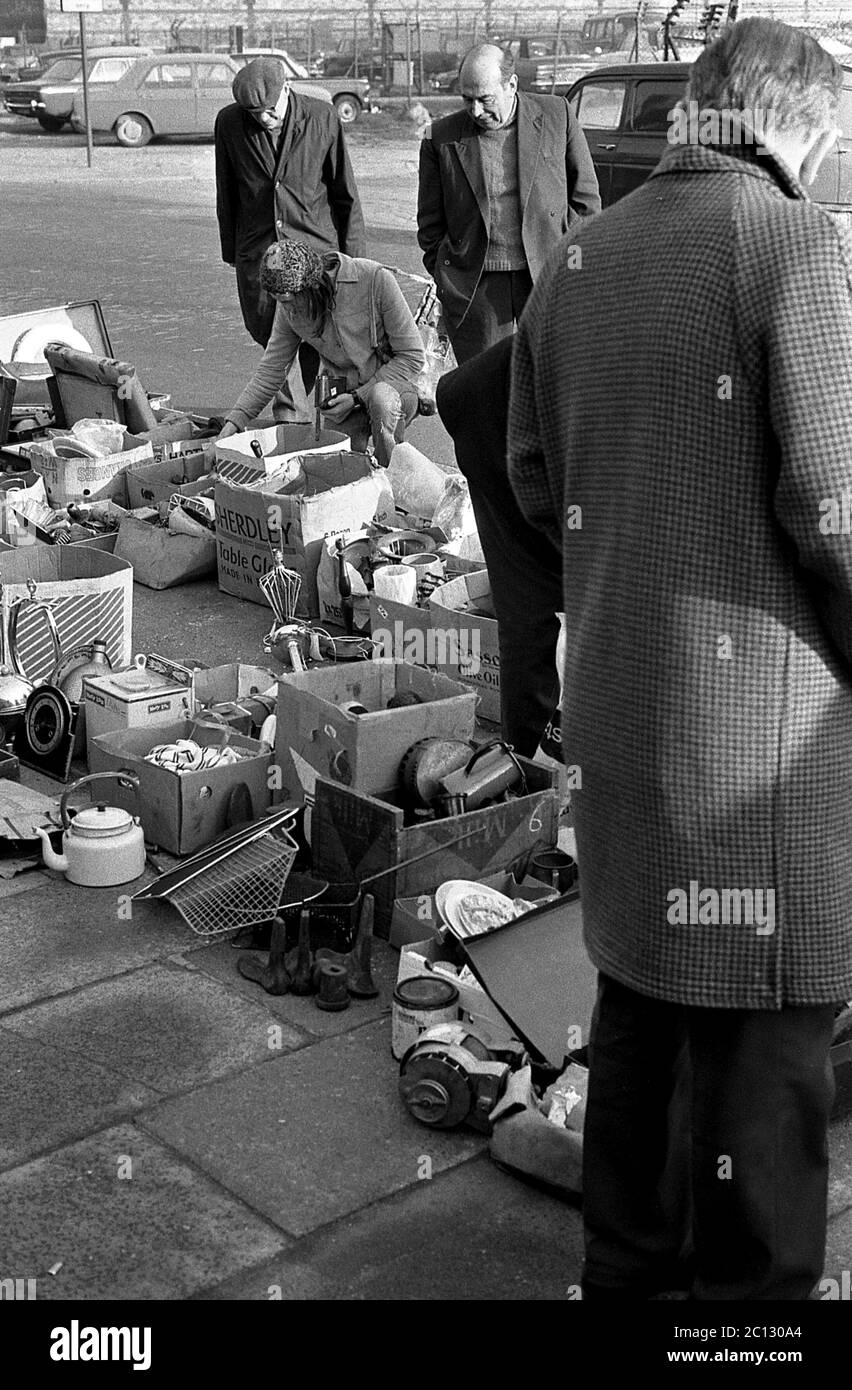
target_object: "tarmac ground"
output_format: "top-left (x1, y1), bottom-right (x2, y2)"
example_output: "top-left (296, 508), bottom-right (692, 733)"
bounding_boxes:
top-left (0, 110), bottom-right (850, 1320)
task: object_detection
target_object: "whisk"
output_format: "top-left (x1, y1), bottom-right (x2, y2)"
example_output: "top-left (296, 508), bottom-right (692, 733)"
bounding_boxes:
top-left (260, 554), bottom-right (302, 624)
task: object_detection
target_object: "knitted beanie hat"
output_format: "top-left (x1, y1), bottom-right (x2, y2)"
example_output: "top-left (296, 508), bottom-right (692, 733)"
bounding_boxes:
top-left (260, 240), bottom-right (326, 296)
top-left (232, 57), bottom-right (287, 110)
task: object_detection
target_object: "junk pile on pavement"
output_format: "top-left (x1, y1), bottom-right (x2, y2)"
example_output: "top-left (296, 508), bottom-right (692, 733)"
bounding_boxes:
top-left (2, 296), bottom-right (850, 1189)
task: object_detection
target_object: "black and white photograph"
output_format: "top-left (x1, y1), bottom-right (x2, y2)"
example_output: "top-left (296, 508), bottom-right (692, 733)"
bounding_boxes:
top-left (0, 0), bottom-right (851, 1364)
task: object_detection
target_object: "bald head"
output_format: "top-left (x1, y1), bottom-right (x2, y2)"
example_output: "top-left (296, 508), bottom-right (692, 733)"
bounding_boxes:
top-left (458, 42), bottom-right (518, 129)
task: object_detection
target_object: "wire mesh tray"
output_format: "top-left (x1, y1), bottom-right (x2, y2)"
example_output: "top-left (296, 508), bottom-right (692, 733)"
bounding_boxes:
top-left (133, 807), bottom-right (299, 937)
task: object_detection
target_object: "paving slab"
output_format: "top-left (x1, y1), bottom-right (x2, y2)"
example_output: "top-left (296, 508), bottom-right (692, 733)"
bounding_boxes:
top-left (188, 936), bottom-right (398, 1039)
top-left (0, 881), bottom-right (191, 1016)
top-left (0, 1028), bottom-right (156, 1172)
top-left (1, 960), bottom-right (310, 1096)
top-left (140, 1019), bottom-right (485, 1237)
top-left (194, 1155), bottom-right (584, 1301)
top-left (823, 1202), bottom-right (852, 1299)
top-left (0, 1123), bottom-right (288, 1301)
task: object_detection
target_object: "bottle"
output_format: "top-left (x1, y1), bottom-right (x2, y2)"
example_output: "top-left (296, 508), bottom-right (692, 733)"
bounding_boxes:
top-left (54, 637), bottom-right (112, 704)
top-left (250, 439), bottom-right (264, 459)
top-left (335, 537), bottom-right (355, 635)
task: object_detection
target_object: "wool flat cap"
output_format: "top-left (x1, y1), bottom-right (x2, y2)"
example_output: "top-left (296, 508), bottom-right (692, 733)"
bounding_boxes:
top-left (232, 57), bottom-right (288, 109)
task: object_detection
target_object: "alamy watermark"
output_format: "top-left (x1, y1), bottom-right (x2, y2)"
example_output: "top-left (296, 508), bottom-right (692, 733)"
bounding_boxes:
top-left (371, 620), bottom-right (482, 675)
top-left (667, 880), bottom-right (775, 936)
top-left (668, 101), bottom-right (777, 155)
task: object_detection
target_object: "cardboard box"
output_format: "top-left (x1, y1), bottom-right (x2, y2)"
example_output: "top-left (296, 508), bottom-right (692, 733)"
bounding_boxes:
top-left (397, 933), bottom-right (521, 1046)
top-left (0, 546), bottom-right (132, 684)
top-left (26, 438), bottom-right (153, 508)
top-left (89, 719), bottom-right (272, 856)
top-left (214, 422), bottom-right (348, 485)
top-left (388, 868), bottom-right (558, 948)
top-left (114, 513), bottom-right (217, 589)
top-left (274, 658), bottom-right (477, 806)
top-left (312, 758), bottom-right (559, 937)
top-left (5, 492), bottom-right (126, 554)
top-left (214, 453), bottom-right (393, 615)
top-left (193, 663), bottom-right (277, 735)
top-left (369, 592), bottom-right (441, 673)
top-left (124, 452), bottom-right (212, 513)
top-left (428, 570), bottom-right (500, 723)
top-left (0, 471), bottom-right (44, 545)
top-left (82, 654), bottom-right (195, 762)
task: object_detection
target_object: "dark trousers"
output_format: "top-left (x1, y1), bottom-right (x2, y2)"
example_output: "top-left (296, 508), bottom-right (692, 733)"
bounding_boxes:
top-left (436, 335), bottom-right (561, 757)
top-left (583, 974), bottom-right (836, 1301)
top-left (448, 268), bottom-right (534, 367)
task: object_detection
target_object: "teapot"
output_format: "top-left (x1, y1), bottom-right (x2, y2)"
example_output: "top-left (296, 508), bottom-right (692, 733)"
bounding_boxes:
top-left (35, 772), bottom-right (146, 886)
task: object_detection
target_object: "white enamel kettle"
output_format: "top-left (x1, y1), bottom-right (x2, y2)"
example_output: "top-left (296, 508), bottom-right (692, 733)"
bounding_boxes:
top-left (36, 772), bottom-right (146, 887)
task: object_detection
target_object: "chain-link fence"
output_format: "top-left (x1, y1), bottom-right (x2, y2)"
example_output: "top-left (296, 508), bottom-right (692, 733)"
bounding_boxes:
top-left (9, 3), bottom-right (852, 95)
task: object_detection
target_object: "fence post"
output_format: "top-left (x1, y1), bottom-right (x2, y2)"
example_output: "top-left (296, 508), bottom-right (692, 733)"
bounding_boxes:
top-left (416, 5), bottom-right (424, 95)
top-left (307, 20), bottom-right (313, 73)
top-left (405, 17), bottom-right (412, 104)
top-left (551, 10), bottom-right (562, 94)
top-left (353, 14), bottom-right (359, 78)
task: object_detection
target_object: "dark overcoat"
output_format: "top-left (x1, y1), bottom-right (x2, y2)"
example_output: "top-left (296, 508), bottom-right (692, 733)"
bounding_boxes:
top-left (215, 92), bottom-right (366, 346)
top-left (417, 92), bottom-right (600, 332)
top-left (508, 141), bottom-right (852, 1009)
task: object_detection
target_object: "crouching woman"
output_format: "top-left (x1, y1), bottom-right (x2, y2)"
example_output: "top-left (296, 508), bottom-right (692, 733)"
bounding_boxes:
top-left (218, 240), bottom-right (425, 467)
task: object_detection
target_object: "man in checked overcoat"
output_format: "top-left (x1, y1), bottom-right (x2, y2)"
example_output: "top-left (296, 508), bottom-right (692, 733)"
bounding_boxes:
top-left (508, 17), bottom-right (852, 1300)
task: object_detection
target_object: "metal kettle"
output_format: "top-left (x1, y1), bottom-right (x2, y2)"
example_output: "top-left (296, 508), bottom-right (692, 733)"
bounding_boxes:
top-left (35, 773), bottom-right (146, 887)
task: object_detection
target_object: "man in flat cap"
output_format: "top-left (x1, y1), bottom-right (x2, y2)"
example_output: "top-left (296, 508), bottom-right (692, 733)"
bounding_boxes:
top-left (215, 57), bottom-right (366, 419)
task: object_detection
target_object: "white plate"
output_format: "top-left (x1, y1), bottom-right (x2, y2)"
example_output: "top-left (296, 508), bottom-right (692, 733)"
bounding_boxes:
top-left (437, 880), bottom-right (517, 939)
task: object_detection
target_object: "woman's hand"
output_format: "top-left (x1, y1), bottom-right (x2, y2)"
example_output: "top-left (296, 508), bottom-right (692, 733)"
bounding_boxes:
top-left (320, 392), bottom-right (356, 425)
top-left (217, 420), bottom-right (241, 440)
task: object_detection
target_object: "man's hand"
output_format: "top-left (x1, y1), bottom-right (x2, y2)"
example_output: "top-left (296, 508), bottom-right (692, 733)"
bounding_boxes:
top-left (320, 392), bottom-right (357, 424)
top-left (217, 421), bottom-right (240, 440)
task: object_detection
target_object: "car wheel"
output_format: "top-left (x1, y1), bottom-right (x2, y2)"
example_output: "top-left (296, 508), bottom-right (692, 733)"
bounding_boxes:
top-left (36, 114), bottom-right (65, 132)
top-left (114, 112), bottom-right (153, 148)
top-left (333, 94), bottom-right (359, 124)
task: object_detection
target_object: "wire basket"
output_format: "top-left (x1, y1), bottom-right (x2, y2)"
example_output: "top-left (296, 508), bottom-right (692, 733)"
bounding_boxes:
top-left (168, 829), bottom-right (298, 937)
top-left (278, 882), bottom-right (363, 953)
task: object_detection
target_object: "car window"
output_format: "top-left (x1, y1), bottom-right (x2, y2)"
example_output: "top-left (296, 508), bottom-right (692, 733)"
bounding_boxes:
top-left (88, 57), bottom-right (135, 82)
top-left (144, 63), bottom-right (193, 87)
top-left (41, 59), bottom-right (82, 82)
top-left (629, 80), bottom-right (682, 133)
top-left (197, 63), bottom-right (235, 87)
top-left (574, 80), bottom-right (627, 129)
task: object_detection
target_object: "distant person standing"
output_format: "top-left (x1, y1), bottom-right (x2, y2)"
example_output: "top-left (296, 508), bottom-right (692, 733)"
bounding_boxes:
top-left (417, 42), bottom-right (600, 364)
top-left (215, 57), bottom-right (366, 419)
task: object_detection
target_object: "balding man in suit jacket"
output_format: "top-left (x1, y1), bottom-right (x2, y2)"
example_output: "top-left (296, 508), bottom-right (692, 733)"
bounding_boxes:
top-left (417, 42), bottom-right (599, 364)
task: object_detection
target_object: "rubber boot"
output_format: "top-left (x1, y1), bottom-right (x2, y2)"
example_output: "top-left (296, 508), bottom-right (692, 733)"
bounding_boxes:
top-left (286, 907), bottom-right (315, 995)
top-left (237, 915), bottom-right (291, 995)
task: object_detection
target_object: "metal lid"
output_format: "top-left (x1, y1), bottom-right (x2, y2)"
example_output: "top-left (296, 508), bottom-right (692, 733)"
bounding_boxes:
top-left (393, 975), bottom-right (459, 1010)
top-left (70, 804), bottom-right (133, 837)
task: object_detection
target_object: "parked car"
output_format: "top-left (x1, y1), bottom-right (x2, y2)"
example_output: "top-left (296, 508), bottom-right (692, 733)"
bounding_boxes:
top-left (3, 47), bottom-right (153, 131)
top-left (566, 60), bottom-right (852, 226)
top-left (229, 47), bottom-right (370, 123)
top-left (67, 53), bottom-right (324, 147)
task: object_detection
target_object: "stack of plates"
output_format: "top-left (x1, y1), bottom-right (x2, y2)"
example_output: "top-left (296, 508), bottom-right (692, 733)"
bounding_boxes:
top-left (435, 880), bottom-right (518, 940)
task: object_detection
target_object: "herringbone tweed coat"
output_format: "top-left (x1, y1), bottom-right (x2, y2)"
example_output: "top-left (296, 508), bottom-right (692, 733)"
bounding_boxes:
top-left (508, 141), bottom-right (852, 1008)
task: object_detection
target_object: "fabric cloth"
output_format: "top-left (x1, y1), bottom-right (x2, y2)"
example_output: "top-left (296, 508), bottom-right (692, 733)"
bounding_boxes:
top-left (215, 92), bottom-right (366, 348)
top-left (447, 268), bottom-right (532, 366)
top-left (479, 116), bottom-right (526, 272)
top-left (436, 334), bottom-right (561, 755)
top-left (582, 974), bottom-right (836, 1300)
top-left (226, 254), bottom-right (425, 443)
top-left (417, 91), bottom-right (600, 345)
top-left (232, 56), bottom-right (287, 110)
top-left (508, 138), bottom-right (852, 1009)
